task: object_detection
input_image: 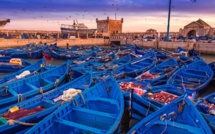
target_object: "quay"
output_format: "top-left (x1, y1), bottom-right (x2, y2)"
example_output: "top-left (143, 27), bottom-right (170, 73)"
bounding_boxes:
top-left (0, 38), bottom-right (215, 55)
top-left (0, 17), bottom-right (215, 54)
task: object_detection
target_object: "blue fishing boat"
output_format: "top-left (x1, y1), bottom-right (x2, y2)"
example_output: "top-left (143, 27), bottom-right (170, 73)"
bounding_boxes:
top-left (47, 48), bottom-right (81, 60)
top-left (0, 54), bottom-right (11, 59)
top-left (134, 44), bottom-right (143, 50)
top-left (94, 55), bottom-right (132, 72)
top-left (136, 58), bottom-right (179, 86)
top-left (123, 92), bottom-right (159, 121)
top-left (0, 71), bottom-right (92, 134)
top-left (188, 48), bottom-right (200, 56)
top-left (0, 44), bottom-right (43, 59)
top-left (167, 59), bottom-right (213, 94)
top-left (137, 49), bottom-right (170, 60)
top-left (177, 54), bottom-right (200, 67)
top-left (72, 53), bottom-right (130, 75)
top-left (175, 46), bottom-right (187, 53)
top-left (95, 52), bottom-right (116, 63)
top-left (71, 60), bottom-right (94, 71)
top-left (0, 48), bottom-right (23, 56)
top-left (42, 47), bottom-right (52, 60)
top-left (209, 62), bottom-right (215, 84)
top-left (161, 48), bottom-right (187, 58)
top-left (135, 49), bottom-right (145, 56)
top-left (117, 77), bottom-right (159, 121)
top-left (0, 61), bottom-right (69, 108)
top-left (0, 58), bottom-right (31, 73)
top-left (114, 52), bottom-right (157, 79)
top-left (0, 59), bottom-right (45, 84)
top-left (11, 48), bottom-right (43, 59)
top-left (25, 76), bottom-right (124, 134)
top-left (72, 52), bottom-right (96, 64)
top-left (196, 92), bottom-right (215, 131)
top-left (142, 84), bottom-right (196, 108)
top-left (127, 96), bottom-right (213, 134)
top-left (110, 54), bottom-right (131, 66)
top-left (117, 48), bottom-right (141, 59)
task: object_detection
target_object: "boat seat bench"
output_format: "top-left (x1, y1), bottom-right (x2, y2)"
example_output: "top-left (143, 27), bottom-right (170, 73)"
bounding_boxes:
top-left (72, 107), bottom-right (117, 119)
top-left (55, 118), bottom-right (103, 133)
top-left (86, 96), bottom-right (120, 110)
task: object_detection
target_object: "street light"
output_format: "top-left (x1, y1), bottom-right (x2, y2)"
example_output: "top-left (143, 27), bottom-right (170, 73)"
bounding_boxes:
top-left (165, 0), bottom-right (172, 41)
top-left (165, 0), bottom-right (197, 41)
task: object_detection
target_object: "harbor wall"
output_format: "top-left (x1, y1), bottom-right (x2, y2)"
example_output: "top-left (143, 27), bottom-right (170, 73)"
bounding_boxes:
top-left (0, 38), bottom-right (215, 54)
top-left (125, 40), bottom-right (215, 55)
top-left (0, 38), bottom-right (109, 48)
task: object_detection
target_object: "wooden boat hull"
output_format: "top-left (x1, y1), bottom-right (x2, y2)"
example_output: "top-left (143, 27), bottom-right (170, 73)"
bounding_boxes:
top-left (128, 96), bottom-right (213, 134)
top-left (0, 58), bottom-right (31, 73)
top-left (25, 76), bottom-right (124, 134)
top-left (114, 52), bottom-right (157, 79)
top-left (196, 92), bottom-right (215, 131)
top-left (136, 58), bottom-right (179, 86)
top-left (167, 59), bottom-right (214, 94)
top-left (11, 49), bottom-right (43, 59)
top-left (0, 61), bottom-right (69, 109)
top-left (0, 72), bottom-right (92, 134)
top-left (209, 62), bottom-right (215, 85)
top-left (0, 59), bottom-right (44, 84)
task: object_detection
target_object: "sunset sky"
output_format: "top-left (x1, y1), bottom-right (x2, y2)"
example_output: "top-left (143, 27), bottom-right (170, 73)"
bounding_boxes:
top-left (0, 0), bottom-right (215, 32)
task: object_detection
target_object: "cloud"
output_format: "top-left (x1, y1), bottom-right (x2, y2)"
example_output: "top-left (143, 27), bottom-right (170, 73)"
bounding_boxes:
top-left (1, 0), bottom-right (215, 32)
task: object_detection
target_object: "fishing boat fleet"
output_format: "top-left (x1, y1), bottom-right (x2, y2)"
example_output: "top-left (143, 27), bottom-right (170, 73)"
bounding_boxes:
top-left (0, 43), bottom-right (214, 134)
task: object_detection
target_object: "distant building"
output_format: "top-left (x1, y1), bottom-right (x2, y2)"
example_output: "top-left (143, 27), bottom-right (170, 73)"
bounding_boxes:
top-left (0, 19), bottom-right (10, 30)
top-left (160, 32), bottom-right (179, 40)
top-left (144, 29), bottom-right (158, 37)
top-left (96, 17), bottom-right (123, 36)
top-left (179, 18), bottom-right (215, 37)
top-left (60, 20), bottom-right (96, 38)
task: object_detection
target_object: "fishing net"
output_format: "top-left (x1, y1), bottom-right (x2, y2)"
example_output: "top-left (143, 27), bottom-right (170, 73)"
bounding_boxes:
top-left (2, 106), bottom-right (44, 120)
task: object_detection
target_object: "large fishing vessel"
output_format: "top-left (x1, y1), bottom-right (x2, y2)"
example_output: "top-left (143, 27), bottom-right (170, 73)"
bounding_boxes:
top-left (61, 20), bottom-right (96, 36)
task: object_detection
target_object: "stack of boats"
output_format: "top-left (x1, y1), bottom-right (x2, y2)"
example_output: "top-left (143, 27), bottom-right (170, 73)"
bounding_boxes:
top-left (0, 43), bottom-right (214, 134)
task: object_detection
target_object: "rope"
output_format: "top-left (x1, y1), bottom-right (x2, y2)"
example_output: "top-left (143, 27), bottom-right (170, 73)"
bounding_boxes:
top-left (183, 94), bottom-right (187, 101)
top-left (17, 94), bottom-right (23, 103)
top-left (0, 86), bottom-right (9, 96)
top-left (134, 70), bottom-right (138, 76)
top-left (106, 87), bottom-right (111, 95)
top-left (178, 58), bottom-right (193, 63)
top-left (33, 71), bottom-right (38, 75)
top-left (146, 102), bottom-right (151, 116)
top-left (27, 52), bottom-right (32, 58)
top-left (54, 79), bottom-right (59, 88)
top-left (160, 120), bottom-right (167, 134)
top-left (181, 76), bottom-right (186, 92)
top-left (39, 87), bottom-right (43, 94)
top-left (73, 99), bottom-right (78, 106)
top-left (8, 119), bottom-right (36, 126)
top-left (79, 93), bottom-right (86, 107)
top-left (205, 72), bottom-right (209, 78)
